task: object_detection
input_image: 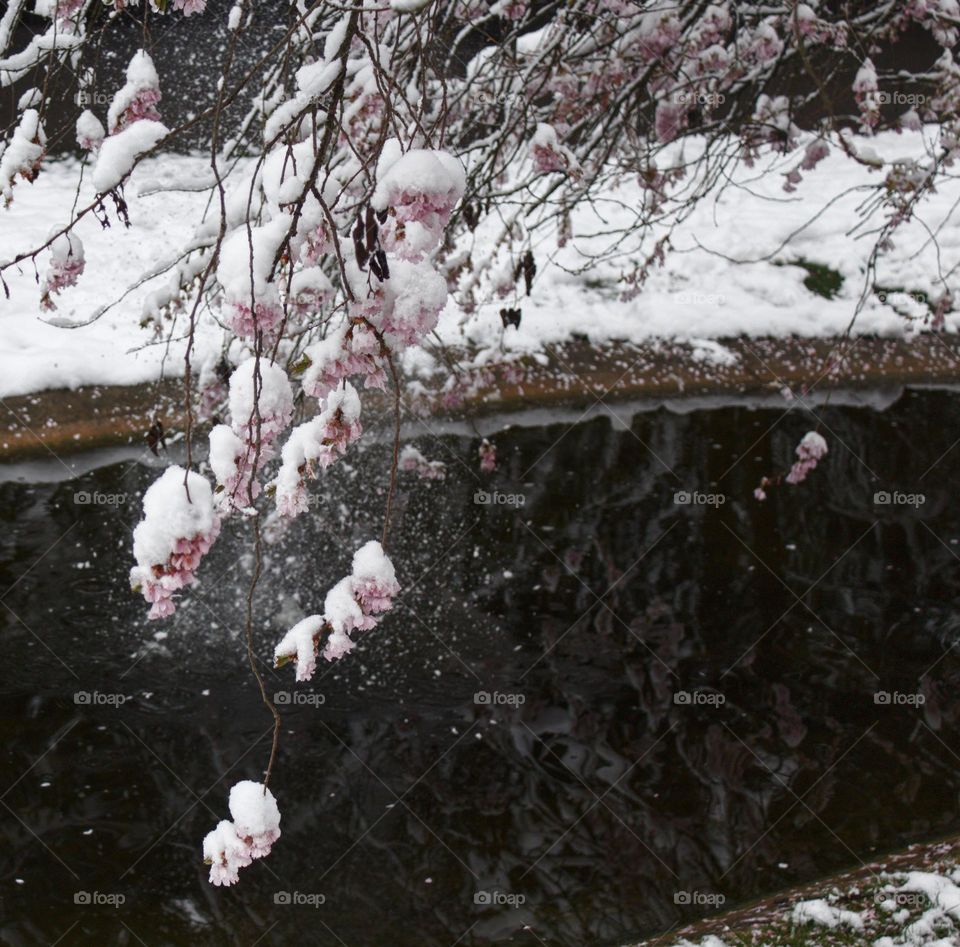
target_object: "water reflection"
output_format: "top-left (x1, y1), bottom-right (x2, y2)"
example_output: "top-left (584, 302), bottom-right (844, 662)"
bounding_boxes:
top-left (1, 388), bottom-right (959, 946)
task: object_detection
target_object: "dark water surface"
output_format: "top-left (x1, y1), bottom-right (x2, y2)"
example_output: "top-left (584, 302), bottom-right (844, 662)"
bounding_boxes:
top-left (2, 388), bottom-right (960, 946)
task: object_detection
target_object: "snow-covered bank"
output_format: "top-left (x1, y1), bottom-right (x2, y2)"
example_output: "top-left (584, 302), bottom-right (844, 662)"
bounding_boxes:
top-left (630, 836), bottom-right (960, 947)
top-left (1, 129), bottom-right (958, 399)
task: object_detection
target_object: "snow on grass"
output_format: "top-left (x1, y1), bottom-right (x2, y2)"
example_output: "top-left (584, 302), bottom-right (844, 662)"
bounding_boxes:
top-left (654, 857), bottom-right (960, 947)
top-left (1, 129), bottom-right (958, 398)
top-left (790, 898), bottom-right (864, 930)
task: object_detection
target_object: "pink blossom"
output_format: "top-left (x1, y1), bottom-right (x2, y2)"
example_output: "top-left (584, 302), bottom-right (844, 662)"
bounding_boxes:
top-left (479, 438), bottom-right (497, 473)
top-left (637, 10), bottom-right (682, 60)
top-left (372, 148), bottom-right (465, 260)
top-left (130, 467), bottom-right (221, 619)
top-left (276, 541), bottom-right (399, 680)
top-left (399, 445), bottom-right (446, 480)
top-left (202, 782), bottom-right (280, 887)
top-left (749, 20), bottom-right (783, 63)
top-left (229, 781), bottom-right (281, 859)
top-left (273, 381), bottom-right (362, 516)
top-left (785, 431), bottom-right (828, 484)
top-left (108, 51), bottom-right (162, 134)
top-left (351, 540), bottom-right (400, 616)
top-left (203, 820), bottom-right (252, 887)
top-left (40, 234), bottom-right (84, 310)
top-left (172, 0), bottom-right (207, 14)
top-left (53, 0), bottom-right (84, 22)
top-left (801, 139), bottom-right (830, 170)
top-left (224, 297), bottom-right (284, 340)
top-left (654, 100), bottom-right (688, 143)
top-left (300, 221), bottom-right (333, 265)
top-left (302, 322), bottom-right (384, 400)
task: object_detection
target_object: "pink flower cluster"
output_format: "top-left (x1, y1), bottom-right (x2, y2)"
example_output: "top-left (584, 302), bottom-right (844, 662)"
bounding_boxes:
top-left (479, 438), bottom-right (497, 473)
top-left (274, 381), bottom-right (362, 517)
top-left (108, 50), bottom-right (162, 135)
top-left (208, 359), bottom-right (293, 512)
top-left (356, 259), bottom-right (448, 350)
top-left (172, 0), bottom-right (207, 14)
top-left (40, 234), bottom-right (85, 311)
top-left (113, 88), bottom-right (161, 134)
top-left (224, 297), bottom-right (284, 340)
top-left (53, 0), bottom-right (84, 22)
top-left (274, 541), bottom-right (399, 680)
top-left (130, 466), bottom-right (221, 620)
top-left (372, 149), bottom-right (465, 261)
top-left (637, 10), bottom-right (682, 61)
top-left (299, 222), bottom-right (333, 265)
top-left (138, 526), bottom-right (220, 619)
top-left (529, 124), bottom-right (579, 176)
top-left (785, 430), bottom-right (828, 484)
top-left (303, 322), bottom-right (384, 400)
top-left (203, 781), bottom-right (280, 887)
top-left (399, 445), bottom-right (446, 481)
top-left (654, 100), bottom-right (688, 144)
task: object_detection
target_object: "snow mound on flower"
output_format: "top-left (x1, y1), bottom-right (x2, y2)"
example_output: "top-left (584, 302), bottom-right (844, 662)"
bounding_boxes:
top-left (273, 615), bottom-right (325, 682)
top-left (203, 781), bottom-right (280, 886)
top-left (372, 144), bottom-right (465, 213)
top-left (92, 120), bottom-right (169, 193)
top-left (131, 466), bottom-right (217, 568)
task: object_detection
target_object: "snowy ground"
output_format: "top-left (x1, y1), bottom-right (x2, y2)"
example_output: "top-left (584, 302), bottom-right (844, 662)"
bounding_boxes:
top-left (636, 842), bottom-right (960, 947)
top-left (665, 864), bottom-right (960, 947)
top-left (1, 129), bottom-right (958, 399)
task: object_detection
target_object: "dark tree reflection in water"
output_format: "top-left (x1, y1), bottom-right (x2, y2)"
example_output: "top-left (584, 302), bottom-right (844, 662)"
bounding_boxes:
top-left (1, 388), bottom-right (959, 946)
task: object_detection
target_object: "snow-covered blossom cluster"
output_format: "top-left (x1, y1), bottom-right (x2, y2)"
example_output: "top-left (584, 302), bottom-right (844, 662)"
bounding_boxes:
top-left (479, 438), bottom-right (497, 473)
top-left (0, 110), bottom-right (45, 205)
top-left (399, 445), bottom-right (446, 481)
top-left (203, 781), bottom-right (280, 886)
top-left (371, 145), bottom-right (466, 261)
top-left (209, 358), bottom-right (294, 511)
top-left (129, 466), bottom-right (220, 619)
top-left (107, 50), bottom-right (162, 135)
top-left (273, 381), bottom-right (362, 517)
top-left (40, 234), bottom-right (84, 310)
top-left (274, 541), bottom-right (399, 681)
top-left (785, 430), bottom-right (829, 485)
top-left (754, 431), bottom-right (829, 500)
